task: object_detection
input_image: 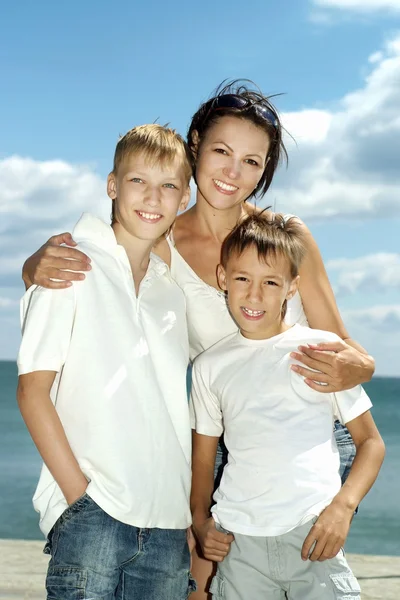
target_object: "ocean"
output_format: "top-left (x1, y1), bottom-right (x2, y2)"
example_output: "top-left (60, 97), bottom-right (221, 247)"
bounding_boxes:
top-left (0, 360), bottom-right (399, 555)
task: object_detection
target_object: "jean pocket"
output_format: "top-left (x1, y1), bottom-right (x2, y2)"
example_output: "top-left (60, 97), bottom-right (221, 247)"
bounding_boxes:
top-left (187, 572), bottom-right (197, 597)
top-left (59, 492), bottom-right (91, 524)
top-left (329, 572), bottom-right (361, 598)
top-left (46, 566), bottom-right (87, 600)
top-left (209, 574), bottom-right (225, 598)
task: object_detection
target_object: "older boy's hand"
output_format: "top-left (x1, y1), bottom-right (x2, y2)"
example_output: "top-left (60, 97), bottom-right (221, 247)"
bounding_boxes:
top-left (194, 517), bottom-right (234, 562)
top-left (301, 500), bottom-right (354, 562)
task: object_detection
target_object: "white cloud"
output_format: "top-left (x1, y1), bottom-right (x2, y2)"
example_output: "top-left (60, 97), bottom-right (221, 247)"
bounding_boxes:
top-left (369, 51), bottom-right (384, 64)
top-left (327, 253), bottom-right (400, 295)
top-left (271, 34), bottom-right (400, 220)
top-left (0, 156), bottom-right (109, 231)
top-left (346, 304), bottom-right (400, 330)
top-left (313, 0), bottom-right (400, 12)
top-left (0, 156), bottom-right (110, 288)
top-left (282, 110), bottom-right (333, 144)
top-left (0, 297), bottom-right (17, 308)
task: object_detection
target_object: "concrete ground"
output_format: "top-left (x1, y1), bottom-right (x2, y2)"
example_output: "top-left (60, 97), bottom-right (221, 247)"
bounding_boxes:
top-left (0, 539), bottom-right (399, 599)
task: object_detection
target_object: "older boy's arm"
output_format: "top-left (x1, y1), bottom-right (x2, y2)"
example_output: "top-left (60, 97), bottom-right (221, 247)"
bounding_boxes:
top-left (191, 432), bottom-right (234, 562)
top-left (302, 411), bottom-right (385, 561)
top-left (17, 371), bottom-right (88, 504)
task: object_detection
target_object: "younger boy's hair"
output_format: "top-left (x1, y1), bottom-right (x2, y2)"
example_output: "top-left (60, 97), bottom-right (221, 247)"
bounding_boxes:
top-left (221, 211), bottom-right (306, 279)
top-left (111, 124), bottom-right (194, 223)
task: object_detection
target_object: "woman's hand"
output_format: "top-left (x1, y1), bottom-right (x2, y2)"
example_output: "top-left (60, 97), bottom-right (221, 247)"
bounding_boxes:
top-left (290, 339), bottom-right (375, 393)
top-left (22, 233), bottom-right (91, 290)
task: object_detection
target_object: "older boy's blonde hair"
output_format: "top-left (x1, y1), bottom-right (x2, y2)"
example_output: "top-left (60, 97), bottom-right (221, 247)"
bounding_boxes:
top-left (110, 124), bottom-right (193, 224)
top-left (113, 123), bottom-right (193, 183)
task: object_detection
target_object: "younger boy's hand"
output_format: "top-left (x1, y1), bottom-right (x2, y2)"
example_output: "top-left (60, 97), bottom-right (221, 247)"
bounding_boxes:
top-left (194, 517), bottom-right (234, 562)
top-left (301, 500), bottom-right (354, 562)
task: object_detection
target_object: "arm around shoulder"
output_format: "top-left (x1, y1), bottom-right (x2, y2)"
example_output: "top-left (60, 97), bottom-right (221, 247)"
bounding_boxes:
top-left (292, 219), bottom-right (374, 391)
top-left (22, 233), bottom-right (91, 291)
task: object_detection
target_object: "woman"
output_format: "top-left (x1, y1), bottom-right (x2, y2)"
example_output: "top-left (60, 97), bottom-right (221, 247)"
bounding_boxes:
top-left (22, 81), bottom-right (374, 599)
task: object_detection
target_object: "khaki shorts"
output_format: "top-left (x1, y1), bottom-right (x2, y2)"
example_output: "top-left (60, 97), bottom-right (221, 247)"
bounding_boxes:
top-left (210, 520), bottom-right (361, 599)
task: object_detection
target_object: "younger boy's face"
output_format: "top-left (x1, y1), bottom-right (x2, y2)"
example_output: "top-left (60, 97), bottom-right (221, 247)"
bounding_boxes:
top-left (217, 246), bottom-right (299, 340)
top-left (107, 153), bottom-right (190, 242)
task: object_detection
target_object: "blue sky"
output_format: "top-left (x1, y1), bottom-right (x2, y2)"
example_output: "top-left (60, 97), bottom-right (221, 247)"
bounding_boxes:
top-left (1, 0), bottom-right (399, 374)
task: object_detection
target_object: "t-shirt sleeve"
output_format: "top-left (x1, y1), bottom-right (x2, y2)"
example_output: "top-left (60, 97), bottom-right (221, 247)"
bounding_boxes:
top-left (333, 385), bottom-right (372, 425)
top-left (289, 363), bottom-right (372, 425)
top-left (17, 284), bottom-right (76, 375)
top-left (189, 359), bottom-right (223, 437)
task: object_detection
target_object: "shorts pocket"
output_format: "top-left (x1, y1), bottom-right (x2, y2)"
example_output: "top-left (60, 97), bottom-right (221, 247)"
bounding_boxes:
top-left (209, 574), bottom-right (225, 598)
top-left (329, 572), bottom-right (361, 599)
top-left (46, 566), bottom-right (87, 600)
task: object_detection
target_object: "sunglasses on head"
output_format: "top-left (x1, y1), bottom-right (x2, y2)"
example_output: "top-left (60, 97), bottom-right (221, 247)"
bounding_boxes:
top-left (211, 94), bottom-right (278, 128)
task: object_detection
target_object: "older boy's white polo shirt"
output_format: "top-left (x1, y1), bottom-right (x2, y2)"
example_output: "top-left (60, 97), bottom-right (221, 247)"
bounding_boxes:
top-left (190, 324), bottom-right (372, 537)
top-left (18, 213), bottom-right (191, 536)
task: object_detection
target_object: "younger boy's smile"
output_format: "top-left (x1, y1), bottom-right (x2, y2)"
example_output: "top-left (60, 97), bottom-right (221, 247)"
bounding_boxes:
top-left (217, 245), bottom-right (299, 340)
top-left (240, 307), bottom-right (265, 320)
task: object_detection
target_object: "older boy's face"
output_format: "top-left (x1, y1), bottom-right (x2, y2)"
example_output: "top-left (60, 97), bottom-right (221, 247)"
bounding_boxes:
top-left (217, 246), bottom-right (299, 340)
top-left (107, 153), bottom-right (190, 242)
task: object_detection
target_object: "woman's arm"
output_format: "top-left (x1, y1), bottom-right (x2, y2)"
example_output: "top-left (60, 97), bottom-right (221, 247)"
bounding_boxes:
top-left (291, 221), bottom-right (375, 393)
top-left (22, 233), bottom-right (91, 290)
top-left (22, 232), bottom-right (173, 291)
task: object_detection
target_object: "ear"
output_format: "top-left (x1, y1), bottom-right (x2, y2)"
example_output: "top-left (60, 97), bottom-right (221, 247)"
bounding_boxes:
top-left (179, 185), bottom-right (191, 212)
top-left (107, 172), bottom-right (117, 200)
top-left (286, 275), bottom-right (300, 301)
top-left (217, 264), bottom-right (228, 292)
top-left (191, 130), bottom-right (200, 158)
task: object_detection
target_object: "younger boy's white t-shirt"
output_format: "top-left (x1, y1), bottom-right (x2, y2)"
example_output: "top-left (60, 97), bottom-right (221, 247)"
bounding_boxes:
top-left (190, 324), bottom-right (372, 537)
top-left (18, 214), bottom-right (191, 536)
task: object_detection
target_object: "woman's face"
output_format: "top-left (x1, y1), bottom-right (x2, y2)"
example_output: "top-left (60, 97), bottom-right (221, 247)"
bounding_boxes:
top-left (194, 116), bottom-right (270, 211)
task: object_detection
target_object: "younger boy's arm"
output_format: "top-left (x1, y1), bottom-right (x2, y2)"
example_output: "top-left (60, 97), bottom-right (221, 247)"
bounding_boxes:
top-left (191, 432), bottom-right (233, 562)
top-left (18, 371), bottom-right (88, 504)
top-left (301, 409), bottom-right (385, 562)
top-left (190, 359), bottom-right (234, 561)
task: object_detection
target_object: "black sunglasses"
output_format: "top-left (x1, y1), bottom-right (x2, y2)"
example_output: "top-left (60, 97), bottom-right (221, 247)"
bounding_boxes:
top-left (211, 94), bottom-right (278, 128)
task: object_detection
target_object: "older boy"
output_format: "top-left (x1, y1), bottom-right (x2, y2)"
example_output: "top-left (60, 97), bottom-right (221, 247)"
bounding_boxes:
top-left (190, 213), bottom-right (385, 600)
top-left (17, 125), bottom-right (196, 599)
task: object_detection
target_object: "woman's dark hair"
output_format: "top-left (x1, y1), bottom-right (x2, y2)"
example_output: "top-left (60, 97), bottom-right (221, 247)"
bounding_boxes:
top-left (187, 79), bottom-right (288, 200)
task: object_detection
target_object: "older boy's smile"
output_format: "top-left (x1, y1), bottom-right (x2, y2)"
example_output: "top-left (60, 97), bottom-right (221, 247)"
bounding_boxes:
top-left (136, 210), bottom-right (163, 223)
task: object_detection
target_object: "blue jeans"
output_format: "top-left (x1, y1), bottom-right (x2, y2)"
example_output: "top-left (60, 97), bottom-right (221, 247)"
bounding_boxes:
top-left (334, 420), bottom-right (356, 484)
top-left (44, 493), bottom-right (196, 600)
top-left (214, 421), bottom-right (356, 489)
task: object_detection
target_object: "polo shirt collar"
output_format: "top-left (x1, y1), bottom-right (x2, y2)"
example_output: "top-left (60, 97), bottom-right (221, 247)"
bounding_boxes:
top-left (73, 213), bottom-right (169, 277)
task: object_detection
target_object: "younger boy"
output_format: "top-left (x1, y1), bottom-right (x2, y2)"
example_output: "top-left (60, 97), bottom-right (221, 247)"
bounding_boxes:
top-left (17, 124), bottom-right (195, 600)
top-left (190, 213), bottom-right (385, 600)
